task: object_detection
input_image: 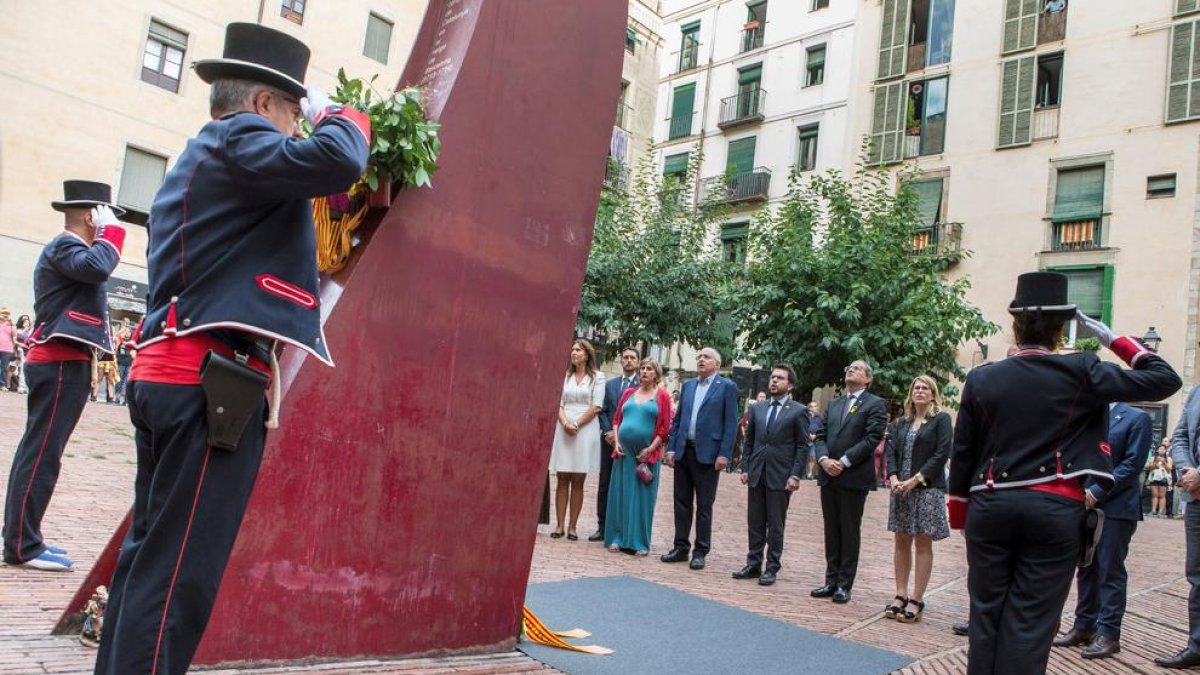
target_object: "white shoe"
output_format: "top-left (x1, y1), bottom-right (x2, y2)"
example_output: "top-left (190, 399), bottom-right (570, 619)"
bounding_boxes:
top-left (20, 551), bottom-right (74, 572)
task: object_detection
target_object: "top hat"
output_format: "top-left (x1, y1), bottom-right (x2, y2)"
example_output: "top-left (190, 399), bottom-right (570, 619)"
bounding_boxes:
top-left (194, 23), bottom-right (310, 99)
top-left (50, 180), bottom-right (126, 216)
top-left (1008, 272), bottom-right (1076, 315)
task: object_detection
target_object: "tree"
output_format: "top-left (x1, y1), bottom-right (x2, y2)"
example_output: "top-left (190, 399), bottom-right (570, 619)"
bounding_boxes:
top-left (578, 153), bottom-right (738, 362)
top-left (733, 165), bottom-right (997, 402)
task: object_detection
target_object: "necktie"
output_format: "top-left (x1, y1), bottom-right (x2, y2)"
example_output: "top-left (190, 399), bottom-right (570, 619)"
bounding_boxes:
top-left (622, 377), bottom-right (632, 389)
top-left (843, 394), bottom-right (857, 421)
top-left (767, 400), bottom-right (781, 431)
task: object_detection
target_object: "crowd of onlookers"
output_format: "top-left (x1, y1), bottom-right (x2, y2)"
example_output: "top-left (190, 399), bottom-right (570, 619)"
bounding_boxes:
top-left (0, 308), bottom-right (136, 404)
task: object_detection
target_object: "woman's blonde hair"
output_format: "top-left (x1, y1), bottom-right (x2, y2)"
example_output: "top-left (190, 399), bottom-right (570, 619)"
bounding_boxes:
top-left (903, 375), bottom-right (943, 420)
top-left (639, 358), bottom-right (664, 385)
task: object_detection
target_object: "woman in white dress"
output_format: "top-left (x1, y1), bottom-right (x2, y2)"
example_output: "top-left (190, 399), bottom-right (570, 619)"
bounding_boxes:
top-left (548, 339), bottom-right (606, 540)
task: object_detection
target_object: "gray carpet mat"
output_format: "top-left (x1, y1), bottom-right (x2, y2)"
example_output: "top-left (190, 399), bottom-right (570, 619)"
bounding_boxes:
top-left (520, 576), bottom-right (912, 674)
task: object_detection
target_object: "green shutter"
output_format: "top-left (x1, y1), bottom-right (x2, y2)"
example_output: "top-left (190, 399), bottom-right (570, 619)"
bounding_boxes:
top-left (997, 56), bottom-right (1036, 147)
top-left (726, 137), bottom-right (757, 175)
top-left (1052, 166), bottom-right (1105, 221)
top-left (738, 64), bottom-right (763, 85)
top-left (1167, 21), bottom-right (1200, 123)
top-left (868, 81), bottom-right (906, 164)
top-left (912, 179), bottom-right (943, 227)
top-left (671, 83), bottom-right (696, 138)
top-left (1058, 268), bottom-right (1105, 318)
top-left (877, 0), bottom-right (910, 80)
top-left (682, 20), bottom-right (700, 32)
top-left (1001, 0), bottom-right (1039, 55)
top-left (721, 222), bottom-right (749, 241)
top-left (1178, 0), bottom-right (1200, 17)
top-left (664, 152), bottom-right (689, 176)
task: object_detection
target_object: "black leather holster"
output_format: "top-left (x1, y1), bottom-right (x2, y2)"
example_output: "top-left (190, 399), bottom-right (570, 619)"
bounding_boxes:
top-left (199, 350), bottom-right (268, 451)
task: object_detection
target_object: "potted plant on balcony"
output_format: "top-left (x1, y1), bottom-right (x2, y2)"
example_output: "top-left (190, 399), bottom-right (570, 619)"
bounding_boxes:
top-left (311, 69), bottom-right (442, 273)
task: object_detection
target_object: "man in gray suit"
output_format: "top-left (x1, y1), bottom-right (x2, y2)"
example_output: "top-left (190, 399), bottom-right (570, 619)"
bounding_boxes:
top-left (734, 364), bottom-right (810, 586)
top-left (1159, 387), bottom-right (1200, 668)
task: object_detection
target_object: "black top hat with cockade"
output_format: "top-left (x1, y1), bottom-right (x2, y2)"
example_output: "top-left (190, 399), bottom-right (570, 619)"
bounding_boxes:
top-left (193, 22), bottom-right (310, 98)
top-left (51, 180), bottom-right (126, 216)
top-left (1008, 271), bottom-right (1076, 316)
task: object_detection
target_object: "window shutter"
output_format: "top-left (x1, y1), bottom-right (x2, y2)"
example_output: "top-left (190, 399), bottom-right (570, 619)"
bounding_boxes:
top-left (1167, 21), bottom-right (1200, 123)
top-left (117, 147), bottom-right (168, 215)
top-left (149, 20), bottom-right (187, 50)
top-left (738, 64), bottom-right (763, 85)
top-left (726, 137), bottom-right (757, 175)
top-left (364, 13), bottom-right (393, 63)
top-left (998, 56), bottom-right (1035, 147)
top-left (1060, 268), bottom-right (1105, 318)
top-left (681, 20), bottom-right (701, 32)
top-left (868, 81), bottom-right (906, 164)
top-left (670, 83), bottom-right (696, 138)
top-left (1001, 0), bottom-right (1039, 55)
top-left (1052, 166), bottom-right (1105, 221)
top-left (1178, 0), bottom-right (1200, 17)
top-left (721, 222), bottom-right (749, 241)
top-left (807, 46), bottom-right (826, 69)
top-left (877, 0), bottom-right (910, 80)
top-left (912, 179), bottom-right (944, 227)
top-left (663, 152), bottom-right (689, 176)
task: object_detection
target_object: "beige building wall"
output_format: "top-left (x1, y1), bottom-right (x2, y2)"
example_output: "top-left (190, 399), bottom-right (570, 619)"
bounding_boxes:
top-left (0, 0), bottom-right (425, 319)
top-left (610, 0), bottom-right (664, 185)
top-left (851, 0), bottom-right (1200, 434)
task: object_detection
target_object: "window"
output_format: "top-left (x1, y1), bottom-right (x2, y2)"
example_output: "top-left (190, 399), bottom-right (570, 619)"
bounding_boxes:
top-left (141, 20), bottom-right (187, 93)
top-left (805, 45), bottom-right (826, 86)
top-left (812, 0), bottom-right (830, 9)
top-left (1050, 165), bottom-right (1104, 250)
top-left (997, 55), bottom-right (1035, 147)
top-left (669, 83), bottom-right (696, 139)
top-left (117, 147), bottom-right (168, 226)
top-left (903, 76), bottom-right (947, 157)
top-left (1047, 265), bottom-right (1113, 344)
top-left (1035, 53), bottom-right (1062, 107)
top-left (616, 82), bottom-right (629, 128)
top-left (663, 152), bottom-right (690, 180)
top-left (1167, 20), bottom-right (1200, 123)
top-left (363, 13), bottom-right (393, 64)
top-left (797, 124), bottom-right (819, 171)
top-left (726, 136), bottom-right (757, 176)
top-left (878, 0), bottom-right (956, 78)
top-left (1002, 0), bottom-right (1068, 55)
top-left (912, 178), bottom-right (944, 226)
top-left (1148, 173), bottom-right (1178, 199)
top-left (721, 223), bottom-right (749, 264)
top-left (735, 63), bottom-right (763, 119)
top-left (743, 1), bottom-right (767, 53)
top-left (1179, 0), bottom-right (1200, 18)
top-left (626, 27), bottom-right (638, 54)
top-left (281, 0), bottom-right (305, 24)
top-left (679, 21), bottom-right (700, 72)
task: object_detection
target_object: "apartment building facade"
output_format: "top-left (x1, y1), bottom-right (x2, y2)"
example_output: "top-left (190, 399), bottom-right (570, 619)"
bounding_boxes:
top-left (605, 0), bottom-right (665, 192)
top-left (0, 0), bottom-right (423, 325)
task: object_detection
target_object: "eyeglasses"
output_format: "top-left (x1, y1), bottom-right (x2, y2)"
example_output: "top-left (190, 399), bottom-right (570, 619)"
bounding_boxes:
top-left (844, 364), bottom-right (866, 374)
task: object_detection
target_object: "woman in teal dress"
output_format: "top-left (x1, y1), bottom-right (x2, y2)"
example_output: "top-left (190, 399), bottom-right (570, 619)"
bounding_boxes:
top-left (605, 359), bottom-right (673, 555)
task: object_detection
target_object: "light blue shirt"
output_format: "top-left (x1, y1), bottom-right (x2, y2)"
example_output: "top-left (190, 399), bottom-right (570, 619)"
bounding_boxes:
top-left (687, 375), bottom-right (715, 440)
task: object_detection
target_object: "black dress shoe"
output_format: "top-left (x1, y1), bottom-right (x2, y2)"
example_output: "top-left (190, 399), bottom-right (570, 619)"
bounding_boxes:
top-left (832, 587), bottom-right (851, 604)
top-left (1156, 649), bottom-right (1200, 669)
top-left (660, 547), bottom-right (689, 563)
top-left (951, 622), bottom-right (969, 636)
top-left (810, 584), bottom-right (837, 598)
top-left (689, 554), bottom-right (706, 570)
top-left (758, 570), bottom-right (777, 586)
top-left (1052, 627), bottom-right (1095, 648)
top-left (1081, 635), bottom-right (1120, 659)
top-left (587, 530), bottom-right (604, 542)
top-left (732, 565), bottom-right (762, 580)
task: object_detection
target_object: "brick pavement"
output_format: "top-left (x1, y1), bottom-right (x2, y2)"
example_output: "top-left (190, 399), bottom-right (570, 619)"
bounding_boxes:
top-left (0, 390), bottom-right (1191, 673)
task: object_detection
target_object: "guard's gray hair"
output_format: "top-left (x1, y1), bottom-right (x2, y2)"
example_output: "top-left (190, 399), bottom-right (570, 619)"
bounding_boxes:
top-left (210, 78), bottom-right (278, 117)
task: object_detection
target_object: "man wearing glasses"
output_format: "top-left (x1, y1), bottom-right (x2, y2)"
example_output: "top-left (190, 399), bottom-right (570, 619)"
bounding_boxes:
top-left (811, 360), bottom-right (887, 603)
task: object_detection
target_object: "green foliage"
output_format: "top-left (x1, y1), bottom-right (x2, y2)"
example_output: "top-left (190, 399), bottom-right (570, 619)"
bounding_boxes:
top-left (331, 69), bottom-right (441, 191)
top-left (1073, 336), bottom-right (1102, 352)
top-left (733, 163), bottom-right (997, 402)
top-left (579, 151), bottom-right (738, 363)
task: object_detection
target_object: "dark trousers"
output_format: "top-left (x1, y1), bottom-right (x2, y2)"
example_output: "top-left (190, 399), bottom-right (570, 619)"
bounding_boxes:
top-left (819, 482), bottom-right (867, 589)
top-left (1072, 517), bottom-right (1136, 640)
top-left (966, 490), bottom-right (1083, 675)
top-left (596, 437), bottom-right (614, 531)
top-left (673, 443), bottom-right (720, 555)
top-left (1186, 503), bottom-right (1200, 653)
top-left (746, 482), bottom-right (790, 572)
top-left (3, 360), bottom-right (90, 563)
top-left (94, 382), bottom-right (266, 675)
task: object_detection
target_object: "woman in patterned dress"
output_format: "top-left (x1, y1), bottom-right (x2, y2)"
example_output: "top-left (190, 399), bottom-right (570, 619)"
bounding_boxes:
top-left (547, 339), bottom-right (606, 540)
top-left (883, 375), bottom-right (952, 623)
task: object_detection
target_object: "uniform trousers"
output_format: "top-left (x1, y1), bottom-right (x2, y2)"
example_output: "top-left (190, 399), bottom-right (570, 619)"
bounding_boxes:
top-left (1185, 504), bottom-right (1200, 653)
top-left (672, 442), bottom-right (720, 555)
top-left (3, 360), bottom-right (90, 563)
top-left (596, 435), bottom-right (614, 532)
top-left (966, 489), bottom-right (1083, 675)
top-left (1070, 517), bottom-right (1137, 640)
top-left (94, 381), bottom-right (266, 675)
top-left (819, 481), bottom-right (868, 590)
top-left (746, 482), bottom-right (790, 572)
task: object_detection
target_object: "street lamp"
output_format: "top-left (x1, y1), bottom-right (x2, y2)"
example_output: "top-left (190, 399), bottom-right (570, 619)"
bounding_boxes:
top-left (1140, 326), bottom-right (1162, 353)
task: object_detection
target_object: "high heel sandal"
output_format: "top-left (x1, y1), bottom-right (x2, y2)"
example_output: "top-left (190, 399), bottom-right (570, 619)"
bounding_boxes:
top-left (884, 595), bottom-right (907, 620)
top-left (550, 531), bottom-right (564, 539)
top-left (897, 598), bottom-right (925, 623)
top-left (567, 531), bottom-right (579, 541)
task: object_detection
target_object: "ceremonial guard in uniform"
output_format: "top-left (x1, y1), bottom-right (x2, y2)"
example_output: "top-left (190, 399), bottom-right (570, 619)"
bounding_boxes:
top-left (949, 272), bottom-right (1180, 674)
top-left (2, 181), bottom-right (126, 572)
top-left (93, 23), bottom-right (370, 675)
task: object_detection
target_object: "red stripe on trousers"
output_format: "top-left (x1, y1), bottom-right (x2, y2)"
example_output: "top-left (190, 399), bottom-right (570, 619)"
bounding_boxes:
top-left (15, 361), bottom-right (64, 562)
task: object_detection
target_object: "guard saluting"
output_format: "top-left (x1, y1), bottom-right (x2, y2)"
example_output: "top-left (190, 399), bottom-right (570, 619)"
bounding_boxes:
top-left (2, 181), bottom-right (126, 572)
top-left (948, 272), bottom-right (1181, 674)
top-left (93, 23), bottom-right (370, 675)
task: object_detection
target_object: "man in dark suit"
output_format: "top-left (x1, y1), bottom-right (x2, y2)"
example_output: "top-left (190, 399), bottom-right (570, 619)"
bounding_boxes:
top-left (662, 347), bottom-right (739, 570)
top-left (1159, 386), bottom-right (1200, 668)
top-left (1054, 402), bottom-right (1152, 659)
top-left (811, 359), bottom-right (887, 603)
top-left (591, 346), bottom-right (641, 541)
top-left (734, 364), bottom-right (809, 586)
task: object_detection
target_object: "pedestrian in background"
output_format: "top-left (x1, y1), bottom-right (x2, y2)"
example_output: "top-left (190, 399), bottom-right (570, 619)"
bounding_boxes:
top-left (806, 401), bottom-right (824, 479)
top-left (13, 315), bottom-right (32, 393)
top-left (548, 339), bottom-right (606, 540)
top-left (1149, 451), bottom-right (1173, 517)
top-left (605, 358), bottom-right (671, 556)
top-left (0, 309), bottom-right (16, 390)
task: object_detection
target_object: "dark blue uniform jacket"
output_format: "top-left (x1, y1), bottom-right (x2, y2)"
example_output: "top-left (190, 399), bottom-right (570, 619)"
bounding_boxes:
top-left (29, 233), bottom-right (120, 353)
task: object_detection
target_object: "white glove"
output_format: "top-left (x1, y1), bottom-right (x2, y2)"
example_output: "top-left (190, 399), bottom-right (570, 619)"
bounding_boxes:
top-left (90, 205), bottom-right (120, 228)
top-left (1076, 310), bottom-right (1115, 347)
top-left (300, 85), bottom-right (333, 126)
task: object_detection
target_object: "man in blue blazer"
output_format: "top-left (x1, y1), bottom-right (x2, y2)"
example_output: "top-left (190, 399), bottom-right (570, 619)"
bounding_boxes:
top-left (1054, 403), bottom-right (1152, 659)
top-left (591, 347), bottom-right (641, 541)
top-left (661, 347), bottom-right (739, 570)
top-left (1158, 387), bottom-right (1200, 668)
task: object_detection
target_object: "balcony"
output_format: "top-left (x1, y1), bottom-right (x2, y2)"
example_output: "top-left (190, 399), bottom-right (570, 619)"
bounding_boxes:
top-left (615, 102), bottom-right (634, 131)
top-left (703, 168), bottom-right (771, 205)
top-left (907, 42), bottom-right (926, 74)
top-left (741, 25), bottom-right (764, 53)
top-left (1038, 8), bottom-right (1067, 44)
top-left (911, 222), bottom-right (963, 264)
top-left (603, 159), bottom-right (629, 192)
top-left (1051, 218), bottom-right (1102, 251)
top-left (667, 113), bottom-right (693, 140)
top-left (1033, 106), bottom-right (1059, 141)
top-left (717, 89), bottom-right (766, 129)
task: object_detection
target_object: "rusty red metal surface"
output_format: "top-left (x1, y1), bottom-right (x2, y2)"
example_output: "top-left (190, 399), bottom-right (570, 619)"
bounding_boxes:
top-left (63, 0), bottom-right (625, 664)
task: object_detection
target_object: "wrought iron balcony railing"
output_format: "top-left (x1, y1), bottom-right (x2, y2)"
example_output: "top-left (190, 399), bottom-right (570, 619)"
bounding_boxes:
top-left (741, 26), bottom-right (764, 53)
top-left (703, 167), bottom-right (771, 205)
top-left (911, 221), bottom-right (963, 262)
top-left (1051, 218), bottom-right (1102, 251)
top-left (717, 89), bottom-right (766, 129)
top-left (667, 113), bottom-right (693, 140)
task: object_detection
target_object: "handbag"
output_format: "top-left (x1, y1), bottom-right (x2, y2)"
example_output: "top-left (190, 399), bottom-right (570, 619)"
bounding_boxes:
top-left (635, 462), bottom-right (654, 485)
